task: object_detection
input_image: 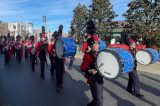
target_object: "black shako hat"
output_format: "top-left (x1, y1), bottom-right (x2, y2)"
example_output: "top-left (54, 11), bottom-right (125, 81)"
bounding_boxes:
top-left (87, 35), bottom-right (99, 47)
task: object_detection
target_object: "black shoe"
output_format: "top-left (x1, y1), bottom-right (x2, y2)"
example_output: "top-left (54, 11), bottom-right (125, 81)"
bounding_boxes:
top-left (126, 89), bottom-right (133, 94)
top-left (41, 72), bottom-right (44, 76)
top-left (133, 93), bottom-right (144, 98)
top-left (87, 102), bottom-right (93, 106)
top-left (41, 76), bottom-right (45, 80)
top-left (50, 71), bottom-right (55, 76)
top-left (56, 87), bottom-right (61, 93)
top-left (40, 74), bottom-right (45, 80)
top-left (59, 85), bottom-right (63, 89)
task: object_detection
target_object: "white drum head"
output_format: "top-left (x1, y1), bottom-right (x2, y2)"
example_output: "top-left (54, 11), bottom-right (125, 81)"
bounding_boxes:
top-left (55, 38), bottom-right (64, 59)
top-left (136, 50), bottom-right (152, 65)
top-left (96, 51), bottom-right (120, 79)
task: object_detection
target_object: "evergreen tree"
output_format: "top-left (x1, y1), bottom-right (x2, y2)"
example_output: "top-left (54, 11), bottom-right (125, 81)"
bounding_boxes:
top-left (71, 4), bottom-right (88, 44)
top-left (89, 0), bottom-right (117, 39)
top-left (124, 0), bottom-right (160, 47)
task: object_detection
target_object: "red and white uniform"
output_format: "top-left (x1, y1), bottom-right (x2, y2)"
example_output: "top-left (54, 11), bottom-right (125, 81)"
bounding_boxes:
top-left (15, 41), bottom-right (23, 57)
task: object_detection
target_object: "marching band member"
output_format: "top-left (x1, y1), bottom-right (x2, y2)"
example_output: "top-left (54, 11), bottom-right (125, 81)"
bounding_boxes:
top-left (15, 35), bottom-right (23, 64)
top-left (8, 42), bottom-right (13, 63)
top-left (68, 55), bottom-right (75, 71)
top-left (81, 36), bottom-right (103, 106)
top-left (37, 34), bottom-right (48, 79)
top-left (14, 40), bottom-right (19, 59)
top-left (47, 35), bottom-right (56, 76)
top-left (68, 29), bottom-right (76, 70)
top-left (2, 36), bottom-right (8, 65)
top-left (3, 43), bottom-right (10, 65)
top-left (11, 39), bottom-right (16, 59)
top-left (55, 25), bottom-right (65, 93)
top-left (23, 39), bottom-right (29, 61)
top-left (81, 20), bottom-right (104, 106)
top-left (126, 38), bottom-right (144, 98)
top-left (26, 39), bottom-right (34, 63)
top-left (16, 43), bottom-right (23, 63)
top-left (0, 37), bottom-right (3, 55)
top-left (3, 35), bottom-right (12, 65)
top-left (28, 35), bottom-right (37, 71)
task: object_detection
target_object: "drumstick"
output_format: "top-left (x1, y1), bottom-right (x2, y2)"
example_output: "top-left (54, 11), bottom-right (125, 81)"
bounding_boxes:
top-left (97, 63), bottom-right (104, 69)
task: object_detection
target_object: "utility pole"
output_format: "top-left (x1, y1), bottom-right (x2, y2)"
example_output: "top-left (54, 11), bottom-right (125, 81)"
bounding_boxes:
top-left (42, 16), bottom-right (46, 27)
top-left (42, 15), bottom-right (47, 37)
top-left (42, 16), bottom-right (47, 31)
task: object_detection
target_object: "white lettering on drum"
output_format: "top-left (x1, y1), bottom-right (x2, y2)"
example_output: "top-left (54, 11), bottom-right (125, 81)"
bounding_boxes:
top-left (140, 61), bottom-right (144, 63)
top-left (104, 71), bottom-right (111, 75)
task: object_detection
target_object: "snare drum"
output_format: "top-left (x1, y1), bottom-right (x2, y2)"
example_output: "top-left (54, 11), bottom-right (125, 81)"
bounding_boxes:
top-left (136, 48), bottom-right (159, 65)
top-left (55, 37), bottom-right (77, 59)
top-left (96, 48), bottom-right (135, 79)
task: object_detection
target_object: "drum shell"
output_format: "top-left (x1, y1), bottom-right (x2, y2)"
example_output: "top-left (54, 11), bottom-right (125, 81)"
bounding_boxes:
top-left (136, 48), bottom-right (159, 65)
top-left (55, 37), bottom-right (77, 59)
top-left (146, 48), bottom-right (159, 64)
top-left (99, 40), bottom-right (106, 51)
top-left (96, 48), bottom-right (135, 79)
top-left (111, 48), bottom-right (135, 74)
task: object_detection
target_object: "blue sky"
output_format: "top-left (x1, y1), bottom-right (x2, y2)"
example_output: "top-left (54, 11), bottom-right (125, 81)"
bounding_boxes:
top-left (0, 0), bottom-right (131, 33)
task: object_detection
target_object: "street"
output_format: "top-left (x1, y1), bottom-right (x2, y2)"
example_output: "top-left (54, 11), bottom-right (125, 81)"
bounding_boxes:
top-left (0, 55), bottom-right (160, 106)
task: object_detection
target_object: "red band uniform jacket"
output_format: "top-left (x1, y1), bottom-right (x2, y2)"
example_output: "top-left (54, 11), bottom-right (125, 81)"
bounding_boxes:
top-left (80, 50), bottom-right (103, 84)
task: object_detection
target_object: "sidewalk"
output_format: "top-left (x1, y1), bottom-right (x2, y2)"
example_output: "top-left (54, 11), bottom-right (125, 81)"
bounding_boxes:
top-left (137, 62), bottom-right (160, 75)
top-left (75, 52), bottom-right (160, 75)
top-left (75, 52), bottom-right (83, 59)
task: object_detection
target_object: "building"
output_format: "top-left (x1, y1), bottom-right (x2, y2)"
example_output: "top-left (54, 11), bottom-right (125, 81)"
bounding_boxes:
top-left (0, 21), bottom-right (33, 39)
top-left (112, 21), bottom-right (129, 36)
top-left (8, 22), bottom-right (33, 38)
top-left (0, 21), bottom-right (9, 36)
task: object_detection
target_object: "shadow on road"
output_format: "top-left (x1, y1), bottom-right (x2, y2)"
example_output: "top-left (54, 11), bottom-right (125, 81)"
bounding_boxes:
top-left (140, 74), bottom-right (160, 83)
top-left (70, 58), bottom-right (159, 106)
top-left (121, 76), bottom-right (160, 96)
top-left (103, 86), bottom-right (136, 106)
top-left (106, 77), bottom-right (158, 106)
top-left (63, 72), bottom-right (90, 106)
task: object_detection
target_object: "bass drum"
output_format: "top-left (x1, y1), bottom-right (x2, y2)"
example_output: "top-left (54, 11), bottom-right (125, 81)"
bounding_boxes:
top-left (55, 37), bottom-right (77, 59)
top-left (99, 40), bottom-right (106, 51)
top-left (136, 48), bottom-right (159, 65)
top-left (96, 48), bottom-right (135, 79)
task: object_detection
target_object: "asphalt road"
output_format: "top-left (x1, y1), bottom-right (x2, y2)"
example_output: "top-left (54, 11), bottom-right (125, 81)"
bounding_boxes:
top-left (0, 55), bottom-right (160, 106)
